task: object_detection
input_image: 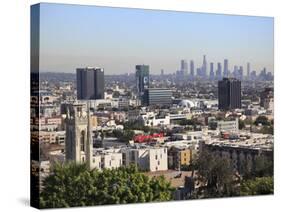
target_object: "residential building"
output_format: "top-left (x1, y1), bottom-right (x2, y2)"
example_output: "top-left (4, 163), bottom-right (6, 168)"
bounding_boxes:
top-left (168, 146), bottom-right (193, 170)
top-left (121, 146), bottom-right (168, 172)
top-left (92, 149), bottom-right (123, 170)
top-left (217, 118), bottom-right (239, 132)
top-left (200, 133), bottom-right (273, 174)
top-left (260, 88), bottom-right (274, 110)
top-left (139, 112), bottom-right (170, 127)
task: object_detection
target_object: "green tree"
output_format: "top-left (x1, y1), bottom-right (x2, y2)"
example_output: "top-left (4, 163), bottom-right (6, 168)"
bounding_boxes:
top-left (111, 129), bottom-right (135, 143)
top-left (123, 120), bottom-right (152, 133)
top-left (112, 91), bottom-right (120, 98)
top-left (40, 163), bottom-right (174, 208)
top-left (196, 150), bottom-right (237, 197)
top-left (260, 126), bottom-right (273, 135)
top-left (121, 130), bottom-right (135, 142)
top-left (240, 177), bottom-right (273, 196)
top-left (179, 118), bottom-right (202, 126)
top-left (112, 129), bottom-right (123, 138)
top-left (244, 118), bottom-right (253, 125)
top-left (239, 155), bottom-right (273, 180)
top-left (100, 131), bottom-right (105, 141)
top-left (254, 116), bottom-right (270, 126)
top-left (254, 155), bottom-right (273, 177)
top-left (239, 119), bottom-right (245, 130)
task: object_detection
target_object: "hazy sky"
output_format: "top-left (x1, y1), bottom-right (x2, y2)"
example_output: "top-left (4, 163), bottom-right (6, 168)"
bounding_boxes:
top-left (39, 3), bottom-right (274, 74)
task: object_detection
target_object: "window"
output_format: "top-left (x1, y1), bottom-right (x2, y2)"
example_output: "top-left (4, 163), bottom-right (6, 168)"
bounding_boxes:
top-left (80, 130), bottom-right (85, 152)
top-left (131, 152), bottom-right (136, 161)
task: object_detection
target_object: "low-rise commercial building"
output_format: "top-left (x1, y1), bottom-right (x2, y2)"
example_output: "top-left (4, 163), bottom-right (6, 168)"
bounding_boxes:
top-left (139, 112), bottom-right (170, 127)
top-left (143, 88), bottom-right (172, 106)
top-left (39, 131), bottom-right (65, 144)
top-left (209, 118), bottom-right (239, 132)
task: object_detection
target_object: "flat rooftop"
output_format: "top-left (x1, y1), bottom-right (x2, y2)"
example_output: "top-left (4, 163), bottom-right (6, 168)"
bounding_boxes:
top-left (144, 170), bottom-right (196, 188)
top-left (205, 133), bottom-right (273, 151)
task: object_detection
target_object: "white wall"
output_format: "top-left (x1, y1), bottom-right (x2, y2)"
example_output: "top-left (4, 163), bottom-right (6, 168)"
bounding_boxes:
top-left (122, 147), bottom-right (168, 171)
top-left (103, 153), bottom-right (123, 169)
top-left (148, 148), bottom-right (168, 171)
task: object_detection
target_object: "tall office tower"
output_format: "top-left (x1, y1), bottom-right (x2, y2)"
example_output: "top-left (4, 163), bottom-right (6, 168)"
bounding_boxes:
top-left (209, 62), bottom-right (215, 80)
top-left (196, 68), bottom-right (201, 77)
top-left (250, 70), bottom-right (257, 80)
top-left (259, 67), bottom-right (267, 80)
top-left (76, 67), bottom-right (105, 100)
top-left (136, 65), bottom-right (150, 95)
top-left (223, 59), bottom-right (229, 77)
top-left (263, 67), bottom-right (267, 73)
top-left (238, 66), bottom-right (244, 80)
top-left (216, 62), bottom-right (222, 80)
top-left (202, 55), bottom-right (207, 78)
top-left (161, 69), bottom-right (164, 76)
top-left (143, 88), bottom-right (172, 106)
top-left (65, 102), bottom-right (93, 168)
top-left (233, 65), bottom-right (238, 76)
top-left (190, 60), bottom-right (195, 77)
top-left (247, 62), bottom-right (250, 79)
top-left (266, 72), bottom-right (273, 81)
top-left (218, 78), bottom-right (241, 110)
top-left (181, 59), bottom-right (188, 73)
top-left (176, 70), bottom-right (184, 81)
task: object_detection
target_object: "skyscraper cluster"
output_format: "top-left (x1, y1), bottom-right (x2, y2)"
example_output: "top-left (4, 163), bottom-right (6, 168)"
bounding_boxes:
top-left (175, 55), bottom-right (272, 81)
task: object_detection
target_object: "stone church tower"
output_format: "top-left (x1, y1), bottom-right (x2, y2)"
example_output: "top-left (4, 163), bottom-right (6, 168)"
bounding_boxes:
top-left (65, 102), bottom-right (93, 168)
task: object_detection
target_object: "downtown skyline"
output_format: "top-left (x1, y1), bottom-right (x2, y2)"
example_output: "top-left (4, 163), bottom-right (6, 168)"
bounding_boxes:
top-left (39, 3), bottom-right (274, 74)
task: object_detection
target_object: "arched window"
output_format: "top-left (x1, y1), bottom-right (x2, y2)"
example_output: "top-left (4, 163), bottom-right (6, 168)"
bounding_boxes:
top-left (80, 130), bottom-right (85, 152)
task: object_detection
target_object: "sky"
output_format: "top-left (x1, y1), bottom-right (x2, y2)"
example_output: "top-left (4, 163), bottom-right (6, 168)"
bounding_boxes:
top-left (39, 3), bottom-right (274, 74)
